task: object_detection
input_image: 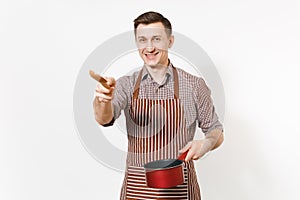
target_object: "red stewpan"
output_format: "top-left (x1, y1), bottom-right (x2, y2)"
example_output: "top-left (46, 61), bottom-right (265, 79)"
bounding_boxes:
top-left (144, 151), bottom-right (188, 188)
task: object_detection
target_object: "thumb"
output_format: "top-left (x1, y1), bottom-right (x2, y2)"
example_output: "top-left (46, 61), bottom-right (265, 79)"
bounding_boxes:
top-left (104, 77), bottom-right (116, 87)
top-left (179, 142), bottom-right (192, 154)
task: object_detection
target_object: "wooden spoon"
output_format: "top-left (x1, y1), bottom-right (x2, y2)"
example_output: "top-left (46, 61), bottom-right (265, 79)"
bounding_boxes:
top-left (89, 70), bottom-right (110, 89)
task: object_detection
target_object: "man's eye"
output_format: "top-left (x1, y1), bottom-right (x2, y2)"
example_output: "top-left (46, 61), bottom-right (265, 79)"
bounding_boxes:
top-left (139, 38), bottom-right (146, 43)
top-left (154, 37), bottom-right (161, 41)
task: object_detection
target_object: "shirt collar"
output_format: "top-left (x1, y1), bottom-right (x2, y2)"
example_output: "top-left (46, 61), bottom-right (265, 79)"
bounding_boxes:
top-left (141, 61), bottom-right (174, 82)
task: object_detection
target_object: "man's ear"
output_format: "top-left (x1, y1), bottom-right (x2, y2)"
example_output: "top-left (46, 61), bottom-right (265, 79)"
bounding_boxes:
top-left (168, 35), bottom-right (174, 48)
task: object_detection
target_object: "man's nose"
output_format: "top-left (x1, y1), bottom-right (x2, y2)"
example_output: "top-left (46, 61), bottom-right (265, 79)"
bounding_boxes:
top-left (146, 41), bottom-right (155, 52)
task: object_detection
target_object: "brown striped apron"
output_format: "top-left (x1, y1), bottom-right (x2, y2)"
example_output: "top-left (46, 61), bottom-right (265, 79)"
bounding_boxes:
top-left (120, 66), bottom-right (201, 200)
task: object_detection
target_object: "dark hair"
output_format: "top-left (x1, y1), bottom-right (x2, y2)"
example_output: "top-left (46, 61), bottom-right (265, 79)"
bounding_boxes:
top-left (133, 11), bottom-right (172, 36)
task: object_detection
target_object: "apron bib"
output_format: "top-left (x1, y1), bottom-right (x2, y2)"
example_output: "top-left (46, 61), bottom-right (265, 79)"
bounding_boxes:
top-left (120, 67), bottom-right (201, 200)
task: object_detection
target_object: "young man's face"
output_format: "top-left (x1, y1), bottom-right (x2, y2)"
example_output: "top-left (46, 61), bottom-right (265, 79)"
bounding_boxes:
top-left (135, 22), bottom-right (174, 67)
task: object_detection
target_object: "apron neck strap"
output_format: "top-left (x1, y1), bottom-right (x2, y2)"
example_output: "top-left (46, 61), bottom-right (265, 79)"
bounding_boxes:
top-left (132, 66), bottom-right (179, 99)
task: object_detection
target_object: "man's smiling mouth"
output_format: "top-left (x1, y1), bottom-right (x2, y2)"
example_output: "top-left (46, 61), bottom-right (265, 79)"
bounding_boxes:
top-left (145, 51), bottom-right (159, 59)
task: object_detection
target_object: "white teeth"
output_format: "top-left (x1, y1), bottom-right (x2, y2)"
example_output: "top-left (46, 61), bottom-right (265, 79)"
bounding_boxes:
top-left (145, 52), bottom-right (159, 55)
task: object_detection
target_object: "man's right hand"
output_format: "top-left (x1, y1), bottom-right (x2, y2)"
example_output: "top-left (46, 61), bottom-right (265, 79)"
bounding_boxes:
top-left (95, 77), bottom-right (116, 103)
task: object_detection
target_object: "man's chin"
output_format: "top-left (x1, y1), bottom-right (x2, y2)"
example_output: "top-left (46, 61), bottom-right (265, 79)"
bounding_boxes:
top-left (145, 61), bottom-right (159, 67)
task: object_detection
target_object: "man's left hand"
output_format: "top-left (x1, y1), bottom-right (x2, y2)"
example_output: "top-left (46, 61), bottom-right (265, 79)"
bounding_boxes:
top-left (178, 139), bottom-right (213, 162)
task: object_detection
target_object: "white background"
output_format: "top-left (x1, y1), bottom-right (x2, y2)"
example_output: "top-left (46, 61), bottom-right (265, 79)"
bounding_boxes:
top-left (1, 0), bottom-right (300, 199)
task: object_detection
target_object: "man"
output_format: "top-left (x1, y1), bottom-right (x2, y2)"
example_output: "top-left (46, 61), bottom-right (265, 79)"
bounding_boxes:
top-left (93, 11), bottom-right (224, 200)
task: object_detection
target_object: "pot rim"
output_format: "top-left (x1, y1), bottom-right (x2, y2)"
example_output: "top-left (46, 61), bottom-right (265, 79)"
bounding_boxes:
top-left (144, 159), bottom-right (183, 171)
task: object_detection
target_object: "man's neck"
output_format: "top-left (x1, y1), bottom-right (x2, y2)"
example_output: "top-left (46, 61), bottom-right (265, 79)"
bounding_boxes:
top-left (145, 63), bottom-right (169, 84)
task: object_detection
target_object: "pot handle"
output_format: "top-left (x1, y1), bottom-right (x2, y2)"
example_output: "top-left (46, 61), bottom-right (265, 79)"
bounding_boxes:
top-left (177, 150), bottom-right (189, 161)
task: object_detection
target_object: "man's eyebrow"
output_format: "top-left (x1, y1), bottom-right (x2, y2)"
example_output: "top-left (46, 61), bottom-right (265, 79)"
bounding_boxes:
top-left (137, 35), bottom-right (162, 38)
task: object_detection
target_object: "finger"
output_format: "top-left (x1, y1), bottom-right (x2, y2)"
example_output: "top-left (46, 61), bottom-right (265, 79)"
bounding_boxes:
top-left (185, 149), bottom-right (196, 162)
top-left (89, 70), bottom-right (101, 82)
top-left (185, 142), bottom-right (202, 161)
top-left (192, 154), bottom-right (201, 160)
top-left (95, 89), bottom-right (114, 102)
top-left (96, 83), bottom-right (113, 94)
top-left (179, 142), bottom-right (192, 154)
top-left (96, 94), bottom-right (112, 103)
top-left (192, 151), bottom-right (206, 160)
top-left (89, 70), bottom-right (111, 89)
top-left (98, 76), bottom-right (110, 89)
top-left (97, 97), bottom-right (110, 103)
top-left (191, 142), bottom-right (206, 160)
top-left (99, 98), bottom-right (110, 103)
top-left (95, 92), bottom-right (113, 101)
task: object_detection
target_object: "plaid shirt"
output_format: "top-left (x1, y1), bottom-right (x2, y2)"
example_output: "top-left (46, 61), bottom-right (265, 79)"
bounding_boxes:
top-left (108, 62), bottom-right (223, 138)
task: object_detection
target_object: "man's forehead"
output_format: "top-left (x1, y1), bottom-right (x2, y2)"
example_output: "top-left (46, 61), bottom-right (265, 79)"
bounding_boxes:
top-left (136, 22), bottom-right (164, 29)
top-left (136, 28), bottom-right (165, 36)
top-left (136, 26), bottom-right (169, 37)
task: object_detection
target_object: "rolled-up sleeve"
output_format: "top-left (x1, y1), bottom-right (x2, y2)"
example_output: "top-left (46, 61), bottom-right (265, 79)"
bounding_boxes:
top-left (194, 78), bottom-right (223, 134)
top-left (103, 76), bottom-right (130, 126)
top-left (113, 76), bottom-right (130, 118)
